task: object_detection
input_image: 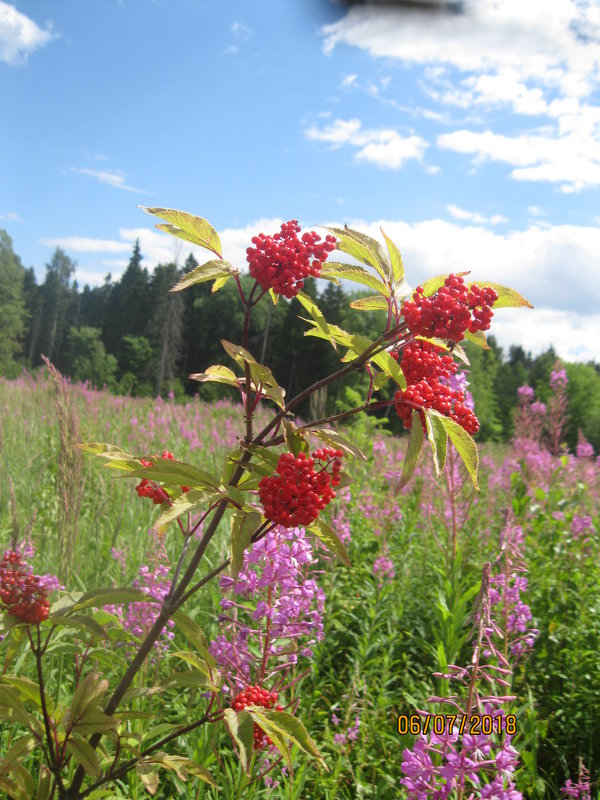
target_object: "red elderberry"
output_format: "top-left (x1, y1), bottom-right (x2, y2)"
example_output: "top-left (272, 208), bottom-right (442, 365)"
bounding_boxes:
top-left (401, 274), bottom-right (498, 342)
top-left (246, 221), bottom-right (336, 299)
top-left (135, 450), bottom-right (190, 504)
top-left (231, 684), bottom-right (284, 749)
top-left (0, 550), bottom-right (50, 624)
top-left (259, 449), bottom-right (343, 528)
top-left (394, 340), bottom-right (480, 436)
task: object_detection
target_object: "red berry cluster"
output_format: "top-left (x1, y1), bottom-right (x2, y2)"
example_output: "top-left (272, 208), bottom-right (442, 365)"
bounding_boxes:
top-left (135, 450), bottom-right (190, 505)
top-left (401, 275), bottom-right (498, 342)
top-left (231, 685), bottom-right (283, 749)
top-left (394, 341), bottom-right (480, 435)
top-left (259, 449), bottom-right (343, 528)
top-left (246, 221), bottom-right (337, 299)
top-left (0, 550), bottom-right (50, 624)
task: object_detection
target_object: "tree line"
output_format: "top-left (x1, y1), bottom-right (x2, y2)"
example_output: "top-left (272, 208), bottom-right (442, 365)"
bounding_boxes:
top-left (1, 230), bottom-right (598, 451)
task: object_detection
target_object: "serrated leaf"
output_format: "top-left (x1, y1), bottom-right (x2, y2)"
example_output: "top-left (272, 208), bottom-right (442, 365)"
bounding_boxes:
top-left (189, 364), bottom-right (239, 388)
top-left (68, 674), bottom-right (108, 725)
top-left (168, 651), bottom-right (220, 685)
top-left (296, 291), bottom-right (337, 350)
top-left (248, 709), bottom-right (325, 765)
top-left (380, 227), bottom-right (404, 283)
top-left (370, 350), bottom-right (407, 390)
top-left (248, 362), bottom-right (286, 409)
top-left (77, 442), bottom-right (132, 460)
top-left (323, 226), bottom-right (389, 281)
top-left (309, 428), bottom-right (367, 461)
top-left (308, 518), bottom-right (351, 566)
top-left (3, 676), bottom-right (44, 710)
top-left (66, 735), bottom-right (102, 778)
top-left (140, 207), bottom-right (222, 256)
top-left (0, 735), bottom-right (35, 767)
top-left (320, 263), bottom-right (389, 296)
top-left (136, 763), bottom-right (159, 795)
top-left (156, 489), bottom-right (224, 529)
top-left (211, 273), bottom-right (232, 293)
top-left (223, 708), bottom-right (254, 773)
top-left (463, 329), bottom-right (490, 349)
top-left (424, 409), bottom-right (448, 476)
top-left (231, 510), bottom-right (261, 580)
top-left (51, 588), bottom-right (152, 618)
top-left (169, 259), bottom-right (237, 292)
top-left (475, 281), bottom-right (533, 309)
top-left (171, 611), bottom-right (216, 666)
top-left (282, 420), bottom-right (309, 456)
top-left (221, 339), bottom-right (256, 366)
top-left (397, 410), bottom-right (424, 492)
top-left (372, 371), bottom-right (390, 391)
top-left (348, 294), bottom-right (389, 311)
top-left (0, 704), bottom-right (44, 734)
top-left (433, 411), bottom-right (480, 490)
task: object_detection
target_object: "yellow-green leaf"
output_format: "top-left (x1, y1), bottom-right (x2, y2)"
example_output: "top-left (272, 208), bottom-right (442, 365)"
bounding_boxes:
top-left (66, 735), bottom-right (102, 778)
top-left (323, 226), bottom-right (389, 281)
top-left (308, 518), bottom-right (351, 567)
top-left (380, 227), bottom-right (404, 283)
top-left (397, 410), bottom-right (424, 492)
top-left (189, 364), bottom-right (239, 389)
top-left (140, 207), bottom-right (222, 256)
top-left (424, 409), bottom-right (448, 476)
top-left (223, 708), bottom-right (254, 774)
top-left (230, 510), bottom-right (261, 579)
top-left (349, 294), bottom-right (389, 311)
top-left (320, 263), bottom-right (389, 296)
top-left (248, 709), bottom-right (326, 765)
top-left (476, 281), bottom-right (533, 309)
top-left (169, 260), bottom-right (237, 292)
top-left (433, 410), bottom-right (480, 490)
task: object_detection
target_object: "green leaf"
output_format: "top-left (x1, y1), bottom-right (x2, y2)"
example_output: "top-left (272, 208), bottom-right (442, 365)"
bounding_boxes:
top-left (380, 227), bottom-right (405, 283)
top-left (3, 676), bottom-right (44, 709)
top-left (474, 281), bottom-right (533, 309)
top-left (223, 708), bottom-right (254, 773)
top-left (320, 263), bottom-right (389, 296)
top-left (171, 611), bottom-right (216, 666)
top-left (66, 735), bottom-right (102, 778)
top-left (248, 709), bottom-right (326, 765)
top-left (323, 226), bottom-right (390, 281)
top-left (230, 510), bottom-right (262, 579)
top-left (155, 489), bottom-right (225, 529)
top-left (51, 588), bottom-right (152, 618)
top-left (0, 734), bottom-right (36, 767)
top-left (370, 350), bottom-right (407, 390)
top-left (417, 271), bottom-right (470, 298)
top-left (168, 651), bottom-right (220, 687)
top-left (211, 273), bottom-right (232, 293)
top-left (189, 364), bottom-right (239, 389)
top-left (248, 362), bottom-right (286, 409)
top-left (140, 207), bottom-right (222, 256)
top-left (170, 260), bottom-right (237, 292)
top-left (296, 291), bottom-right (337, 350)
top-left (77, 442), bottom-right (132, 460)
top-left (424, 409), bottom-right (448, 476)
top-left (308, 518), bottom-right (351, 567)
top-left (309, 428), bottom-right (367, 461)
top-left (463, 329), bottom-right (490, 349)
top-left (136, 762), bottom-right (159, 795)
top-left (433, 411), bottom-right (480, 490)
top-left (282, 420), bottom-right (309, 456)
top-left (348, 294), bottom-right (389, 311)
top-left (68, 673), bottom-right (109, 725)
top-left (397, 410), bottom-right (424, 492)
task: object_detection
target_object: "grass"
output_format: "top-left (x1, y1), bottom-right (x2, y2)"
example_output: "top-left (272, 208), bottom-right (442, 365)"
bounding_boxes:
top-left (0, 372), bottom-right (599, 799)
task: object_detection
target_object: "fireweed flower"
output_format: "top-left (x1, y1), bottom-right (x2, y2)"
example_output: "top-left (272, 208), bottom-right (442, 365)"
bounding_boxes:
top-left (401, 524), bottom-right (538, 800)
top-left (209, 525), bottom-right (325, 692)
top-left (561, 760), bottom-right (592, 800)
top-left (107, 533), bottom-right (174, 652)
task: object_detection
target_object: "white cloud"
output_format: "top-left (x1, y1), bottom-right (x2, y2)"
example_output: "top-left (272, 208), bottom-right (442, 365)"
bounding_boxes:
top-left (42, 216), bottom-right (600, 361)
top-left (321, 2), bottom-right (600, 191)
top-left (446, 204), bottom-right (507, 225)
top-left (0, 1), bottom-right (54, 65)
top-left (305, 118), bottom-right (427, 168)
top-left (438, 127), bottom-right (600, 192)
top-left (0, 211), bottom-right (22, 222)
top-left (70, 168), bottom-right (151, 195)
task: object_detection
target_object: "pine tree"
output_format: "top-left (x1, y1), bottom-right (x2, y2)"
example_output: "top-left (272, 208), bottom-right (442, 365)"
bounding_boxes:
top-left (0, 230), bottom-right (28, 373)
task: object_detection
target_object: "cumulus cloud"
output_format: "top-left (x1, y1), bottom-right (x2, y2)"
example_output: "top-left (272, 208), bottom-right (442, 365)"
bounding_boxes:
top-left (446, 204), bottom-right (507, 225)
top-left (44, 216), bottom-right (600, 361)
top-left (321, 1), bottom-right (600, 191)
top-left (305, 117), bottom-right (427, 168)
top-left (70, 168), bottom-right (151, 195)
top-left (0, 211), bottom-right (22, 222)
top-left (0, 1), bottom-right (55, 65)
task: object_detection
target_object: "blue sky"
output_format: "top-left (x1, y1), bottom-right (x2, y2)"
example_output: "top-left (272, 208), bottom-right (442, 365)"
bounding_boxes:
top-left (2, 0), bottom-right (600, 362)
